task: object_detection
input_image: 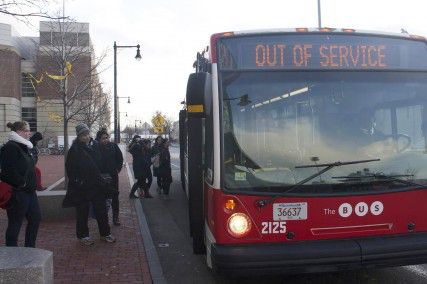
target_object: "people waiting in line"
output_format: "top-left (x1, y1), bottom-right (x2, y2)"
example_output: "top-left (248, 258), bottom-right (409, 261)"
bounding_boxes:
top-left (94, 129), bottom-right (123, 226)
top-left (62, 123), bottom-right (116, 245)
top-left (158, 138), bottom-right (172, 197)
top-left (0, 121), bottom-right (41, 247)
top-left (129, 139), bottom-right (153, 198)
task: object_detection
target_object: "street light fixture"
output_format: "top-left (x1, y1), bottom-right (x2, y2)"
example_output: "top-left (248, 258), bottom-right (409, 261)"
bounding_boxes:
top-left (118, 96), bottom-right (131, 104)
top-left (114, 41), bottom-right (141, 143)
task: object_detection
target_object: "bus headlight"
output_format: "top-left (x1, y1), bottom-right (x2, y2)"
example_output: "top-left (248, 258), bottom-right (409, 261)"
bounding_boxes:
top-left (227, 213), bottom-right (252, 238)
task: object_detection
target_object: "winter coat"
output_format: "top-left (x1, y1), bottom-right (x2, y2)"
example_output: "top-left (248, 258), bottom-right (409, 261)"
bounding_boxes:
top-left (62, 140), bottom-right (113, 207)
top-left (30, 146), bottom-right (40, 164)
top-left (129, 142), bottom-right (143, 176)
top-left (134, 150), bottom-right (152, 180)
top-left (97, 142), bottom-right (123, 176)
top-left (0, 141), bottom-right (37, 192)
top-left (151, 144), bottom-right (162, 177)
top-left (158, 148), bottom-right (172, 184)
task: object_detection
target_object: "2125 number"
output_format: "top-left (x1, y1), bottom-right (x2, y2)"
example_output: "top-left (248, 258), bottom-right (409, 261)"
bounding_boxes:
top-left (261, 221), bottom-right (286, 234)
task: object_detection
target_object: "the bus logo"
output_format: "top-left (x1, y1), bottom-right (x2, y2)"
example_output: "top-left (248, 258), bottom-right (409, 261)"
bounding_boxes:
top-left (338, 201), bottom-right (384, 218)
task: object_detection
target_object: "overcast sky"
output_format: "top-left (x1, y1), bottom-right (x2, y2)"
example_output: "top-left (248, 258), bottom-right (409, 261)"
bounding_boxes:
top-left (1, 0), bottom-right (427, 126)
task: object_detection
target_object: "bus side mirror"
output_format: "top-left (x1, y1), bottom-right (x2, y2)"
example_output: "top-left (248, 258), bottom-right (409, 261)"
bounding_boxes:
top-left (186, 72), bottom-right (211, 118)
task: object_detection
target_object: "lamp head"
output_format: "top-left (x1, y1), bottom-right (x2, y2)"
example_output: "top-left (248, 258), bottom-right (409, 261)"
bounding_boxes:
top-left (135, 44), bottom-right (142, 61)
top-left (127, 97), bottom-right (131, 104)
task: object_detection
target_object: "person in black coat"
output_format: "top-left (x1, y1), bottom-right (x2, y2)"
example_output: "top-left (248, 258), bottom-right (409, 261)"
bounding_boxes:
top-left (129, 139), bottom-right (153, 198)
top-left (0, 121), bottom-right (40, 247)
top-left (158, 139), bottom-right (173, 196)
top-left (128, 135), bottom-right (142, 197)
top-left (151, 136), bottom-right (164, 190)
top-left (95, 129), bottom-right (123, 226)
top-left (29, 132), bottom-right (43, 164)
top-left (63, 123), bottom-right (116, 245)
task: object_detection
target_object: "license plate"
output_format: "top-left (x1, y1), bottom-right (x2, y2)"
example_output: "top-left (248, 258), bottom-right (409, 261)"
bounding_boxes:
top-left (273, 202), bottom-right (307, 220)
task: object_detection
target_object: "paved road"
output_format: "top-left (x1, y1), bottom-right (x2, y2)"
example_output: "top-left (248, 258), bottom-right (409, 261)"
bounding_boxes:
top-left (140, 146), bottom-right (427, 284)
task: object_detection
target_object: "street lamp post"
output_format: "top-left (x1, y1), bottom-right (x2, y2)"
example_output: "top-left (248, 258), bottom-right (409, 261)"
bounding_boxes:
top-left (134, 119), bottom-right (142, 135)
top-left (117, 96), bottom-right (130, 142)
top-left (113, 41), bottom-right (141, 143)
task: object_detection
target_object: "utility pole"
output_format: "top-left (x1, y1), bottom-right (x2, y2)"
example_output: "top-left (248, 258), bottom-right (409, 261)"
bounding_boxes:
top-left (317, 0), bottom-right (322, 28)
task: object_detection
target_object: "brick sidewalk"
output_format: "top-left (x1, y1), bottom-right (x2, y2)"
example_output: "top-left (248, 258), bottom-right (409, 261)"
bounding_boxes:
top-left (0, 164), bottom-right (152, 283)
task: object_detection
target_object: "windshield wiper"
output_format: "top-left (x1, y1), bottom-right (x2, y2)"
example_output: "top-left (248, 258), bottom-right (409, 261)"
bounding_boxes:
top-left (256, 158), bottom-right (380, 208)
top-left (286, 158), bottom-right (381, 193)
top-left (332, 173), bottom-right (423, 187)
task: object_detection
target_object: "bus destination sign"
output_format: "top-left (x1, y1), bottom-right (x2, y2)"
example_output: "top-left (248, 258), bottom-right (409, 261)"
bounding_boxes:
top-left (218, 34), bottom-right (427, 71)
top-left (254, 44), bottom-right (386, 68)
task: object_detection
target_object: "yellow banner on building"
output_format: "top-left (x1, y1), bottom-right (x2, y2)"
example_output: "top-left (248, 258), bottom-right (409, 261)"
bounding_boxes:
top-left (48, 112), bottom-right (64, 123)
top-left (45, 61), bottom-right (73, 81)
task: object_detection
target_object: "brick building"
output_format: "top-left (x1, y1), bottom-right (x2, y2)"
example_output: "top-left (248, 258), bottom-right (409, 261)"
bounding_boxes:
top-left (0, 21), bottom-right (108, 146)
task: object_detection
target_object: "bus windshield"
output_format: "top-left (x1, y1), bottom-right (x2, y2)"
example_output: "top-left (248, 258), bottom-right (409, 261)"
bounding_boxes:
top-left (221, 71), bottom-right (427, 193)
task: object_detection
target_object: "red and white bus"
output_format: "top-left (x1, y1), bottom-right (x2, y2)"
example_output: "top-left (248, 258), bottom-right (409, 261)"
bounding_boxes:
top-left (179, 28), bottom-right (427, 275)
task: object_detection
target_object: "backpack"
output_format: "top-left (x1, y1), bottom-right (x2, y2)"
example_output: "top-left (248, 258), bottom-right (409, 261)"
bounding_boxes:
top-left (0, 144), bottom-right (12, 209)
top-left (0, 182), bottom-right (12, 209)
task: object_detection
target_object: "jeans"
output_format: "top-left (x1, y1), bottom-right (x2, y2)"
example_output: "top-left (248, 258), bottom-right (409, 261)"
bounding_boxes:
top-left (75, 194), bottom-right (110, 239)
top-left (130, 175), bottom-right (152, 196)
top-left (6, 190), bottom-right (41, 247)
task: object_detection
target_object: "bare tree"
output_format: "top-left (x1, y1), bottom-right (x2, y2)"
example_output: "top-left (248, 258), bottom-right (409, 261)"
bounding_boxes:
top-left (35, 19), bottom-right (108, 155)
top-left (163, 116), bottom-right (175, 139)
top-left (0, 0), bottom-right (65, 22)
top-left (81, 88), bottom-right (111, 130)
top-left (122, 125), bottom-right (134, 142)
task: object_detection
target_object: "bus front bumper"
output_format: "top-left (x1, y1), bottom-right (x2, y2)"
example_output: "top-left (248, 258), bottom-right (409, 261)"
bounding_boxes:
top-left (211, 232), bottom-right (427, 275)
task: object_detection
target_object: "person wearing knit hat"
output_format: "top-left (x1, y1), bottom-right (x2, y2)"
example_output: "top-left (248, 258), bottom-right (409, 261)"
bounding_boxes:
top-left (76, 123), bottom-right (90, 137)
top-left (63, 122), bottom-right (116, 245)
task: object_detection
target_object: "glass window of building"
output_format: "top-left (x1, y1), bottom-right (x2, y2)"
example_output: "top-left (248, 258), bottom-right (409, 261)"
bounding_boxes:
top-left (22, 107), bottom-right (37, 132)
top-left (21, 73), bottom-right (36, 97)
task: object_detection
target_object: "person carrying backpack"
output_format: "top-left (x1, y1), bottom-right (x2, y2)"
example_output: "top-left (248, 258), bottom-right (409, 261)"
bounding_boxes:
top-left (0, 121), bottom-right (40, 247)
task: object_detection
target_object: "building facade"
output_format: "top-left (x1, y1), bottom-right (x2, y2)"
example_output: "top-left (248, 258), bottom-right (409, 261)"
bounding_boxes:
top-left (0, 21), bottom-right (109, 146)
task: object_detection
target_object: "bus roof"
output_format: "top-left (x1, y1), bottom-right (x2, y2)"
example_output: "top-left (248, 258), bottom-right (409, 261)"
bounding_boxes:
top-left (211, 28), bottom-right (426, 45)
top-left (229, 28), bottom-right (425, 40)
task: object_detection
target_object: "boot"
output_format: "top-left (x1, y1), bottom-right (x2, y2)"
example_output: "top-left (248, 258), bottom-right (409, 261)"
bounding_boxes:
top-left (144, 190), bottom-right (153, 198)
top-left (129, 183), bottom-right (139, 198)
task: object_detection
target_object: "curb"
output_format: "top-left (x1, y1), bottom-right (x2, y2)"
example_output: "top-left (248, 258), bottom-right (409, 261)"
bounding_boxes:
top-left (126, 163), bottom-right (167, 284)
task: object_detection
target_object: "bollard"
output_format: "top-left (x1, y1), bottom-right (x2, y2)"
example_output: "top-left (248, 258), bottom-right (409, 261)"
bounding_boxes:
top-left (0, 247), bottom-right (53, 284)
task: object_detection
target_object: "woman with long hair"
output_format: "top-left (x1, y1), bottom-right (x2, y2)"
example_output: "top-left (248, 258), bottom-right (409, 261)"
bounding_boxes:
top-left (0, 121), bottom-right (40, 247)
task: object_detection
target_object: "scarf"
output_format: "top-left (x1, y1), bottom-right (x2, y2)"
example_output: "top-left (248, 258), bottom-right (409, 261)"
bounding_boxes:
top-left (8, 131), bottom-right (33, 149)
